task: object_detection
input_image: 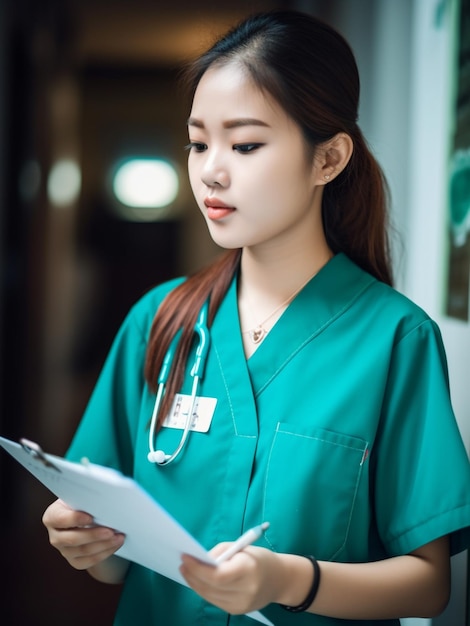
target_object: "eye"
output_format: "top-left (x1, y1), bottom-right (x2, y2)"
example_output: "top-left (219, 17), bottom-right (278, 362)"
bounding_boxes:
top-left (184, 142), bottom-right (207, 153)
top-left (233, 143), bottom-right (264, 154)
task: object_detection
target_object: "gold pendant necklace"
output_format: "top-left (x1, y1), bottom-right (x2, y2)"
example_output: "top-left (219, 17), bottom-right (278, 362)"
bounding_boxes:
top-left (249, 326), bottom-right (267, 344)
top-left (242, 271), bottom-right (318, 345)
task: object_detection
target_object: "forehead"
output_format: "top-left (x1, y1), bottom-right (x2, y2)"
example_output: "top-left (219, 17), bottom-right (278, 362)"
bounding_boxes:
top-left (189, 62), bottom-right (288, 127)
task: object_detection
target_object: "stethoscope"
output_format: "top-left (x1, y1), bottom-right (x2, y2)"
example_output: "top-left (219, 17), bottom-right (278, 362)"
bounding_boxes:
top-left (147, 301), bottom-right (210, 466)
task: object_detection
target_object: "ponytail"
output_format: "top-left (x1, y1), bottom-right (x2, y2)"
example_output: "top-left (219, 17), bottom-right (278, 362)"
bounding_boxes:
top-left (323, 128), bottom-right (393, 286)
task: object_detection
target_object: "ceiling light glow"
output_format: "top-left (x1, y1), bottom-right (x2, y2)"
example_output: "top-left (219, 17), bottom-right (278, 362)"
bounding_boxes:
top-left (112, 158), bottom-right (179, 210)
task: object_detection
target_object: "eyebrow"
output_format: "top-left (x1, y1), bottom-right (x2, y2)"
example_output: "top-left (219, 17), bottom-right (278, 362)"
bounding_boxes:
top-left (187, 117), bottom-right (270, 129)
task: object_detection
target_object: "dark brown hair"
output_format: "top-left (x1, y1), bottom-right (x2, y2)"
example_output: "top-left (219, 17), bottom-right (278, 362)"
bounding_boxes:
top-left (145, 10), bottom-right (393, 425)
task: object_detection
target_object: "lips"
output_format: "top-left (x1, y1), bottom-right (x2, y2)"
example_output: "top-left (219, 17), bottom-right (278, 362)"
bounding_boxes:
top-left (204, 197), bottom-right (235, 220)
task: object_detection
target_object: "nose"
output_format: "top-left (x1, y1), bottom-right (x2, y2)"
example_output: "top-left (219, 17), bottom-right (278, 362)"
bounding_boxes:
top-left (200, 151), bottom-right (229, 188)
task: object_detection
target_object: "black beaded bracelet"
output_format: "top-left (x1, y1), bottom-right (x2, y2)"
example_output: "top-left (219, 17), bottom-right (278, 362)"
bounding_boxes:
top-left (280, 555), bottom-right (321, 613)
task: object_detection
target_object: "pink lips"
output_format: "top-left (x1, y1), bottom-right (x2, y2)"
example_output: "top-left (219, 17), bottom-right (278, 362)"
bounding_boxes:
top-left (204, 197), bottom-right (235, 220)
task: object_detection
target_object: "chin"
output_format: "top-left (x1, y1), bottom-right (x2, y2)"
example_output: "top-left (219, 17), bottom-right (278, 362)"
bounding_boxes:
top-left (205, 229), bottom-right (246, 250)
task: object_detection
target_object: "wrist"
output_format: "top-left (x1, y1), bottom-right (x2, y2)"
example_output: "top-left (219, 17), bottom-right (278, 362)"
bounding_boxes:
top-left (88, 555), bottom-right (130, 584)
top-left (273, 554), bottom-right (317, 608)
top-left (280, 555), bottom-right (320, 612)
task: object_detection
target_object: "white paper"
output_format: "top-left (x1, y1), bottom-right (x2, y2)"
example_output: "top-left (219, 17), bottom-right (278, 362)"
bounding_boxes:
top-left (0, 436), bottom-right (273, 626)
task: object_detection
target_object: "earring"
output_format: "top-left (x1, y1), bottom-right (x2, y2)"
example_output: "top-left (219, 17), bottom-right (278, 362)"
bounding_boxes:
top-left (324, 174), bottom-right (330, 181)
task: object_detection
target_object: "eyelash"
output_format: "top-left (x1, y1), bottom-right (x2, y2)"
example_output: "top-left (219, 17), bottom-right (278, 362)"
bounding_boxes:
top-left (184, 142), bottom-right (264, 154)
top-left (184, 142), bottom-right (207, 153)
top-left (233, 143), bottom-right (263, 154)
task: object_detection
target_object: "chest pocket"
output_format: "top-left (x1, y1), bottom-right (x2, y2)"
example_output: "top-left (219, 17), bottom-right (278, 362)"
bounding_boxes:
top-left (262, 424), bottom-right (368, 561)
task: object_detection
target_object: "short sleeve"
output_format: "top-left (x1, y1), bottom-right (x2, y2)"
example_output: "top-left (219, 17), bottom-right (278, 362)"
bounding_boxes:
top-left (373, 319), bottom-right (470, 557)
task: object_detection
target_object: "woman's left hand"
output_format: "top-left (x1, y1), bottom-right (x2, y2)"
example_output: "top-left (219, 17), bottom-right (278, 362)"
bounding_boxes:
top-left (180, 545), bottom-right (283, 614)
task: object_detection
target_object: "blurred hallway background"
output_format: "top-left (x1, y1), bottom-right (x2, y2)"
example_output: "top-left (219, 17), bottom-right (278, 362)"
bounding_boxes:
top-left (0, 0), bottom-right (468, 624)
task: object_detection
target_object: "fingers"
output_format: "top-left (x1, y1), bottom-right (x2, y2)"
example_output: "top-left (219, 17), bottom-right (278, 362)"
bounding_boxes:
top-left (180, 556), bottom-right (234, 612)
top-left (180, 551), bottom-right (259, 615)
top-left (54, 525), bottom-right (125, 570)
top-left (42, 499), bottom-right (93, 530)
top-left (181, 545), bottom-right (283, 614)
top-left (208, 542), bottom-right (232, 560)
top-left (42, 499), bottom-right (125, 571)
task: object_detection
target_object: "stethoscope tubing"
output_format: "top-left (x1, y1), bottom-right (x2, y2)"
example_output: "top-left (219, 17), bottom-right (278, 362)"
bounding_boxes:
top-left (147, 301), bottom-right (210, 466)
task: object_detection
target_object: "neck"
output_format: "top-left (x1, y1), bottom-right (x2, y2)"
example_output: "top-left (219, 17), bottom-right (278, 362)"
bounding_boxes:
top-left (239, 242), bottom-right (333, 300)
top-left (238, 244), bottom-right (333, 356)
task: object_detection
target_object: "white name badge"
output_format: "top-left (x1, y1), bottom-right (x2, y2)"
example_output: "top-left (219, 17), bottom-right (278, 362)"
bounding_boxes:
top-left (162, 394), bottom-right (217, 433)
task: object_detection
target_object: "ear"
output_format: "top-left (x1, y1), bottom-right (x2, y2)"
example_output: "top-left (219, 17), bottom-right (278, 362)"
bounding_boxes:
top-left (315, 133), bottom-right (353, 185)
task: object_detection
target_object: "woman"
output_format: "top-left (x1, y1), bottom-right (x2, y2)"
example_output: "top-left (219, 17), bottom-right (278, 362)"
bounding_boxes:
top-left (42, 10), bottom-right (470, 625)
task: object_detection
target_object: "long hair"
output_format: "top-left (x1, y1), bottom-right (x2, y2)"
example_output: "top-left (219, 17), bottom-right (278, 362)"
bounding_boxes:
top-left (145, 9), bottom-right (393, 425)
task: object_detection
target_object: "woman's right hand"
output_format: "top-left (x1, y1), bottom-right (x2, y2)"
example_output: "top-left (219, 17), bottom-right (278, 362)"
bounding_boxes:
top-left (42, 498), bottom-right (125, 572)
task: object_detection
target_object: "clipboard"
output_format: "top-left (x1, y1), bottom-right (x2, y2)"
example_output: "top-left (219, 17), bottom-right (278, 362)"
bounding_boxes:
top-left (0, 436), bottom-right (273, 626)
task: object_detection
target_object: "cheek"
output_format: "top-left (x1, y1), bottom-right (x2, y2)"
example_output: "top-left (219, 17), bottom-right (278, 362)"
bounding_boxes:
top-left (261, 151), bottom-right (306, 188)
top-left (187, 162), bottom-right (201, 195)
top-left (255, 166), bottom-right (296, 203)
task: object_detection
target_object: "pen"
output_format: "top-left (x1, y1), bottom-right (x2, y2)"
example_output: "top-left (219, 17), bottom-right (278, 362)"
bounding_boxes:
top-left (215, 522), bottom-right (270, 565)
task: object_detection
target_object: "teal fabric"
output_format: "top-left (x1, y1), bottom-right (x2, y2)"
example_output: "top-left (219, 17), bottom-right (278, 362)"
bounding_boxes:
top-left (66, 254), bottom-right (470, 625)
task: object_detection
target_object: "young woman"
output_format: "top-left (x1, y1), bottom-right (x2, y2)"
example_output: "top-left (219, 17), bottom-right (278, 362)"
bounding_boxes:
top-left (42, 10), bottom-right (470, 625)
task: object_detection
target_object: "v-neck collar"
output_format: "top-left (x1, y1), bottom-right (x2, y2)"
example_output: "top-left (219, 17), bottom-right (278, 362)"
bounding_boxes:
top-left (208, 254), bottom-right (375, 432)
top-left (234, 254), bottom-right (375, 395)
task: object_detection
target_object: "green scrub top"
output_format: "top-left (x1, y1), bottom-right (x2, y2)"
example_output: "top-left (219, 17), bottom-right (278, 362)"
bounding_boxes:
top-left (67, 254), bottom-right (470, 626)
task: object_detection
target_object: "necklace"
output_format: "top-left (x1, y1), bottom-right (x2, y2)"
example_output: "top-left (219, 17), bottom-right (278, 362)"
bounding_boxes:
top-left (242, 272), bottom-right (316, 345)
